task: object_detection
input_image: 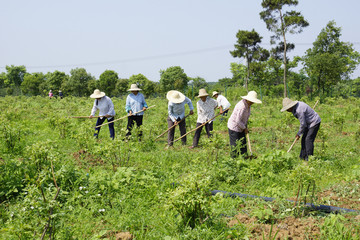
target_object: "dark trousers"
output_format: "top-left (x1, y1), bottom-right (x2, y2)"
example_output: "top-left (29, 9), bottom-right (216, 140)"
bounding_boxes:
top-left (167, 117), bottom-right (187, 146)
top-left (192, 122), bottom-right (213, 147)
top-left (228, 128), bottom-right (247, 158)
top-left (300, 123), bottom-right (320, 160)
top-left (94, 117), bottom-right (115, 139)
top-left (126, 115), bottom-right (143, 137)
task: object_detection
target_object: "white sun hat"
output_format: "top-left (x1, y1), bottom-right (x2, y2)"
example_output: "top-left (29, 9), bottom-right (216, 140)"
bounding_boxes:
top-left (90, 89), bottom-right (106, 98)
top-left (167, 90), bottom-right (186, 103)
top-left (197, 88), bottom-right (209, 97)
top-left (281, 97), bottom-right (298, 112)
top-left (212, 91), bottom-right (219, 97)
top-left (241, 91), bottom-right (262, 104)
top-left (128, 84), bottom-right (142, 91)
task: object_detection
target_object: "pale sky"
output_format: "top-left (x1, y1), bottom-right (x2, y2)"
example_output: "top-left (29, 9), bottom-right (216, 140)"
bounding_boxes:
top-left (1, 0), bottom-right (359, 82)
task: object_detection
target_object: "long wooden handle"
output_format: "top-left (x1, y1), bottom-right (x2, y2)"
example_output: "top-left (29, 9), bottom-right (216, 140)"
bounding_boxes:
top-left (70, 116), bottom-right (106, 119)
top-left (155, 114), bottom-right (190, 140)
top-left (246, 133), bottom-right (252, 154)
top-left (94, 105), bottom-right (156, 128)
top-left (287, 138), bottom-right (298, 153)
top-left (173, 108), bottom-right (230, 143)
top-left (313, 100), bottom-right (319, 109)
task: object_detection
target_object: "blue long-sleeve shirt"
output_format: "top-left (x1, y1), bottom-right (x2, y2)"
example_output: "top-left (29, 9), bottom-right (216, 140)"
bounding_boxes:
top-left (292, 102), bottom-right (321, 136)
top-left (125, 93), bottom-right (148, 115)
top-left (168, 96), bottom-right (194, 122)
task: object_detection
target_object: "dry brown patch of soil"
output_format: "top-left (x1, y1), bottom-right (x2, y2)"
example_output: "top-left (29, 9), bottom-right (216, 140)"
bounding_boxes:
top-left (73, 149), bottom-right (104, 168)
top-left (228, 213), bottom-right (321, 239)
top-left (101, 231), bottom-right (133, 240)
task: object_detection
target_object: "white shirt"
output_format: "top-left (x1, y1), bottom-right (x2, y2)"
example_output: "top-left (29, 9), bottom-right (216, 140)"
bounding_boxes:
top-left (216, 94), bottom-right (231, 110)
top-left (91, 96), bottom-right (115, 120)
top-left (196, 97), bottom-right (218, 123)
top-left (168, 97), bottom-right (194, 122)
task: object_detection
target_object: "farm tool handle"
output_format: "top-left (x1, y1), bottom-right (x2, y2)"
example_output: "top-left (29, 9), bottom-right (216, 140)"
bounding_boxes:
top-left (173, 108), bottom-right (229, 143)
top-left (287, 137), bottom-right (298, 153)
top-left (70, 115), bottom-right (106, 119)
top-left (155, 113), bottom-right (190, 140)
top-left (94, 105), bottom-right (156, 128)
top-left (246, 133), bottom-right (252, 155)
top-left (313, 100), bottom-right (319, 109)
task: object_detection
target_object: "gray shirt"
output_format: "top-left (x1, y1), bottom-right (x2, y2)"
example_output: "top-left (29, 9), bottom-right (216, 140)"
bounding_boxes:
top-left (292, 102), bottom-right (321, 136)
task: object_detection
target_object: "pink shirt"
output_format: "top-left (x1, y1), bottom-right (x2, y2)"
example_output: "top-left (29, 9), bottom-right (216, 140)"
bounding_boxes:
top-left (227, 99), bottom-right (251, 132)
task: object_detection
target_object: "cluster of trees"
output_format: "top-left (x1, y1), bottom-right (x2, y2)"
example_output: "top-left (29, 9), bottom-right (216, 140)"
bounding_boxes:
top-left (0, 65), bottom-right (207, 98)
top-left (230, 0), bottom-right (360, 98)
top-left (1, 0), bottom-right (360, 99)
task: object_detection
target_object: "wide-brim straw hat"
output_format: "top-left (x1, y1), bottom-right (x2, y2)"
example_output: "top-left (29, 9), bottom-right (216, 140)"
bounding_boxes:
top-left (90, 89), bottom-right (106, 98)
top-left (128, 84), bottom-right (142, 91)
top-left (197, 88), bottom-right (209, 97)
top-left (212, 91), bottom-right (219, 97)
top-left (241, 91), bottom-right (262, 104)
top-left (281, 97), bottom-right (298, 112)
top-left (167, 90), bottom-right (185, 104)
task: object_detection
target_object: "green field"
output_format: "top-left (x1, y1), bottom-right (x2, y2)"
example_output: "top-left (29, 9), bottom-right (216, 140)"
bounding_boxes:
top-left (1, 95), bottom-right (359, 239)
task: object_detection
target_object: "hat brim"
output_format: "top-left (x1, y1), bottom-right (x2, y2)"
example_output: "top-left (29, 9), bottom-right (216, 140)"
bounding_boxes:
top-left (167, 90), bottom-right (185, 103)
top-left (241, 96), bottom-right (262, 104)
top-left (212, 93), bottom-right (219, 97)
top-left (197, 94), bottom-right (209, 98)
top-left (90, 92), bottom-right (105, 98)
top-left (128, 88), bottom-right (142, 91)
top-left (281, 101), bottom-right (298, 112)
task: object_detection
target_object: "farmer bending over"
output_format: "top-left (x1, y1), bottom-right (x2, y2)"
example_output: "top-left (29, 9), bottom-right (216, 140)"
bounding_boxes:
top-left (166, 90), bottom-right (194, 147)
top-left (281, 98), bottom-right (321, 161)
top-left (89, 89), bottom-right (115, 139)
top-left (212, 91), bottom-right (231, 116)
top-left (227, 91), bottom-right (262, 158)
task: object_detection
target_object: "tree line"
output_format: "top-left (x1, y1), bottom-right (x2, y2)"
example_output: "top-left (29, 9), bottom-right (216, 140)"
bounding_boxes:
top-left (1, 0), bottom-right (360, 99)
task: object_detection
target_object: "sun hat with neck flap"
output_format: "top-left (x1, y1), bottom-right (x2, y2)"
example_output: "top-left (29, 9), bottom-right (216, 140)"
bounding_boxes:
top-left (281, 97), bottom-right (298, 112)
top-left (197, 88), bottom-right (209, 98)
top-left (90, 89), bottom-right (105, 98)
top-left (167, 90), bottom-right (185, 103)
top-left (128, 84), bottom-right (142, 91)
top-left (241, 91), bottom-right (262, 104)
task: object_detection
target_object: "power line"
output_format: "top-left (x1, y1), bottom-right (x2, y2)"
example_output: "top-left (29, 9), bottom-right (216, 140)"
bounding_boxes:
top-left (1, 42), bottom-right (359, 70)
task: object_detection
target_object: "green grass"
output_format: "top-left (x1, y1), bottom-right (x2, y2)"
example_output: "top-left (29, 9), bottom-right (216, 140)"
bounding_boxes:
top-left (0, 95), bottom-right (359, 239)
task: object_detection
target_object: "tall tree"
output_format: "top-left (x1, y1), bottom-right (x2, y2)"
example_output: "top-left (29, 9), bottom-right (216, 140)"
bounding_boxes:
top-left (230, 63), bottom-right (248, 87)
top-left (302, 21), bottom-right (360, 96)
top-left (115, 78), bottom-right (129, 96)
top-left (128, 74), bottom-right (156, 97)
top-left (190, 77), bottom-right (208, 90)
top-left (230, 29), bottom-right (269, 91)
top-left (5, 65), bottom-right (26, 86)
top-left (21, 73), bottom-right (45, 96)
top-left (47, 70), bottom-right (68, 92)
top-left (0, 72), bottom-right (7, 88)
top-left (99, 70), bottom-right (119, 96)
top-left (62, 68), bottom-right (95, 96)
top-left (159, 66), bottom-right (188, 93)
top-left (260, 0), bottom-right (309, 97)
